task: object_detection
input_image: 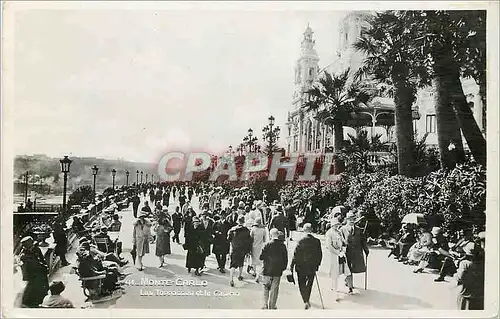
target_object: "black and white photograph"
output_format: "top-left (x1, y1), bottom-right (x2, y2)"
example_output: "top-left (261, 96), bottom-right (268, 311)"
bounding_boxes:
top-left (1, 1), bottom-right (499, 317)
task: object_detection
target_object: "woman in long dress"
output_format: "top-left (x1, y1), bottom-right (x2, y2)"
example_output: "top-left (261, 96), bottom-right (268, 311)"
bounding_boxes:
top-left (155, 213), bottom-right (172, 268)
top-left (325, 217), bottom-right (344, 301)
top-left (185, 216), bottom-right (204, 276)
top-left (132, 212), bottom-right (152, 271)
top-left (249, 218), bottom-right (268, 282)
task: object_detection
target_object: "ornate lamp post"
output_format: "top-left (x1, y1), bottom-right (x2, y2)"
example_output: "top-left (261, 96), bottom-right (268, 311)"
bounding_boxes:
top-left (59, 156), bottom-right (72, 214)
top-left (140, 171), bottom-right (143, 184)
top-left (146, 173), bottom-right (148, 184)
top-left (111, 169), bottom-right (116, 190)
top-left (91, 165), bottom-right (99, 204)
top-left (125, 170), bottom-right (130, 187)
top-left (136, 170), bottom-right (139, 185)
top-left (243, 128), bottom-right (258, 153)
top-left (263, 115), bottom-right (281, 157)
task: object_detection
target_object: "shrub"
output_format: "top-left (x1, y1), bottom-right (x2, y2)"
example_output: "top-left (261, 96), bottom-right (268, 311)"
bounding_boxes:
top-left (68, 185), bottom-right (94, 206)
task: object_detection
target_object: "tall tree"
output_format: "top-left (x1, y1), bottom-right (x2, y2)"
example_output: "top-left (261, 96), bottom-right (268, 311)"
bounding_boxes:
top-left (406, 10), bottom-right (486, 167)
top-left (304, 69), bottom-right (368, 152)
top-left (354, 11), bottom-right (427, 176)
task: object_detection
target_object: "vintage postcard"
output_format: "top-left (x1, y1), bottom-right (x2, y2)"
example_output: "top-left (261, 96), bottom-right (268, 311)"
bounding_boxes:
top-left (1, 1), bottom-right (499, 318)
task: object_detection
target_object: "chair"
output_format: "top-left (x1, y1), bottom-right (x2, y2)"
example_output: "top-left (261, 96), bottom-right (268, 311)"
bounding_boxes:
top-left (73, 266), bottom-right (107, 301)
top-left (94, 237), bottom-right (112, 253)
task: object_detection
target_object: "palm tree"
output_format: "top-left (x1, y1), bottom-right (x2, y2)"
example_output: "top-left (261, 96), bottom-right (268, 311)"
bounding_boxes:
top-left (354, 11), bottom-right (430, 176)
top-left (405, 10), bottom-right (486, 168)
top-left (304, 69), bottom-right (368, 152)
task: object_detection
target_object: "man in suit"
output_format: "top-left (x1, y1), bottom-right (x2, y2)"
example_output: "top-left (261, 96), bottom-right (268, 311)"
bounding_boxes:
top-left (132, 193), bottom-right (140, 218)
top-left (290, 223), bottom-right (323, 309)
top-left (270, 205), bottom-right (289, 239)
top-left (200, 213), bottom-right (215, 271)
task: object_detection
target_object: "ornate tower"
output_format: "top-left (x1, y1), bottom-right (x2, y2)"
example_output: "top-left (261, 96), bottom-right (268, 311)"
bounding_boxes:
top-left (292, 24), bottom-right (320, 107)
top-left (288, 24), bottom-right (320, 155)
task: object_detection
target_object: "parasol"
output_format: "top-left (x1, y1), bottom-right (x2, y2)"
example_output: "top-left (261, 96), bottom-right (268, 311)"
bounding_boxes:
top-left (401, 213), bottom-right (426, 225)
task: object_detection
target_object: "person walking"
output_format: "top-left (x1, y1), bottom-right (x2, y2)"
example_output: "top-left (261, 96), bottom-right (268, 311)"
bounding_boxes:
top-left (185, 217), bottom-right (205, 276)
top-left (228, 216), bottom-right (253, 287)
top-left (200, 213), bottom-right (215, 272)
top-left (269, 205), bottom-right (289, 240)
top-left (259, 228), bottom-right (288, 310)
top-left (290, 223), bottom-right (323, 309)
top-left (212, 215), bottom-right (231, 273)
top-left (154, 215), bottom-right (172, 268)
top-left (171, 207), bottom-right (183, 244)
top-left (53, 221), bottom-right (70, 267)
top-left (132, 193), bottom-right (140, 218)
top-left (325, 217), bottom-right (344, 301)
top-left (250, 218), bottom-right (268, 282)
top-left (132, 211), bottom-right (152, 271)
top-left (19, 236), bottom-right (49, 308)
top-left (340, 213), bottom-right (369, 293)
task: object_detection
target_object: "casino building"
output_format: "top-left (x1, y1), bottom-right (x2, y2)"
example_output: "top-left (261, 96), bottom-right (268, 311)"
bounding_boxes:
top-left (285, 11), bottom-right (485, 157)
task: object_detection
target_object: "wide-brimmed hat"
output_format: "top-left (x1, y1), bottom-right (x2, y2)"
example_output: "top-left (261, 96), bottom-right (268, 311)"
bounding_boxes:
top-left (20, 236), bottom-right (33, 244)
top-left (138, 211), bottom-right (148, 218)
top-left (463, 242), bottom-right (475, 255)
top-left (431, 226), bottom-right (441, 235)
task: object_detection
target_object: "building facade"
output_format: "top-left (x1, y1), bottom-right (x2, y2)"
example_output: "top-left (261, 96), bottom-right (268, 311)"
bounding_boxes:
top-left (286, 11), bottom-right (485, 156)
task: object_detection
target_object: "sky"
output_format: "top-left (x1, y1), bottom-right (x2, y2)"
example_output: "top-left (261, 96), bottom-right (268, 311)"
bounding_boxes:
top-left (11, 6), bottom-right (346, 163)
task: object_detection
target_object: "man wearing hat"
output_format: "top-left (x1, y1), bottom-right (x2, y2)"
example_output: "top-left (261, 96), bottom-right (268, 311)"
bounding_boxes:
top-left (290, 223), bottom-right (322, 309)
top-left (303, 198), bottom-right (320, 233)
top-left (19, 236), bottom-right (49, 307)
top-left (270, 205), bottom-right (289, 240)
top-left (340, 212), bottom-right (369, 293)
top-left (456, 241), bottom-right (484, 309)
top-left (434, 228), bottom-right (475, 282)
top-left (260, 228), bottom-right (288, 309)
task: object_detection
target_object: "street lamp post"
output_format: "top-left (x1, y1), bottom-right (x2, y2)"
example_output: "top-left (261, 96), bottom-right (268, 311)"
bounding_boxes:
top-left (91, 165), bottom-right (99, 204)
top-left (140, 171), bottom-right (143, 184)
top-left (263, 115), bottom-right (281, 157)
top-left (146, 173), bottom-right (148, 184)
top-left (136, 170), bottom-right (139, 185)
top-left (59, 156), bottom-right (72, 215)
top-left (125, 170), bottom-right (130, 187)
top-left (111, 169), bottom-right (116, 190)
top-left (243, 128), bottom-right (258, 153)
top-left (24, 171), bottom-right (29, 204)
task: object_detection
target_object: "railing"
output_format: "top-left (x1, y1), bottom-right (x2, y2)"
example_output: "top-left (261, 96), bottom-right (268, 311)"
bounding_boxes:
top-left (367, 151), bottom-right (395, 166)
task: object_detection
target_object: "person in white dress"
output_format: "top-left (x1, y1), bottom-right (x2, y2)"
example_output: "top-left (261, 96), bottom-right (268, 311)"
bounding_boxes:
top-left (250, 218), bottom-right (268, 282)
top-left (325, 217), bottom-right (345, 301)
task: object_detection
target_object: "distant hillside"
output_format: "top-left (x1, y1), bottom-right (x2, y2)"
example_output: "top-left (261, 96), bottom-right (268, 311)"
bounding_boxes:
top-left (14, 154), bottom-right (158, 194)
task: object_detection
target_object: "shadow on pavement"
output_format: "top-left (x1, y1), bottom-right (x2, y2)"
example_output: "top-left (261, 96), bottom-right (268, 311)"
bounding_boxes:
top-left (342, 289), bottom-right (433, 309)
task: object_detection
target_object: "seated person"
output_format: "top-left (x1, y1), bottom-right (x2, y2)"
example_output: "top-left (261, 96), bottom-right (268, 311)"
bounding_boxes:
top-left (434, 228), bottom-right (475, 282)
top-left (387, 229), bottom-right (404, 258)
top-left (80, 237), bottom-right (127, 268)
top-left (397, 224), bottom-right (417, 262)
top-left (93, 226), bottom-right (115, 252)
top-left (108, 214), bottom-right (122, 232)
top-left (41, 281), bottom-right (74, 308)
top-left (76, 244), bottom-right (121, 296)
top-left (104, 201), bottom-right (118, 214)
top-left (406, 226), bottom-right (432, 265)
top-left (71, 216), bottom-right (86, 235)
top-left (414, 226), bottom-right (449, 273)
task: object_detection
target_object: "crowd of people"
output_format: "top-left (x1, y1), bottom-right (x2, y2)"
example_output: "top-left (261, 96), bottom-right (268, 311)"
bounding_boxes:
top-left (385, 223), bottom-right (485, 309)
top-left (15, 181), bottom-right (486, 310)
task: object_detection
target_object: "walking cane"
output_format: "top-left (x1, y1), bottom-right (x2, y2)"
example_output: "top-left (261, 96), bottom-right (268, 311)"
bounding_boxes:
top-left (363, 220), bottom-right (368, 290)
top-left (315, 274), bottom-right (325, 309)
